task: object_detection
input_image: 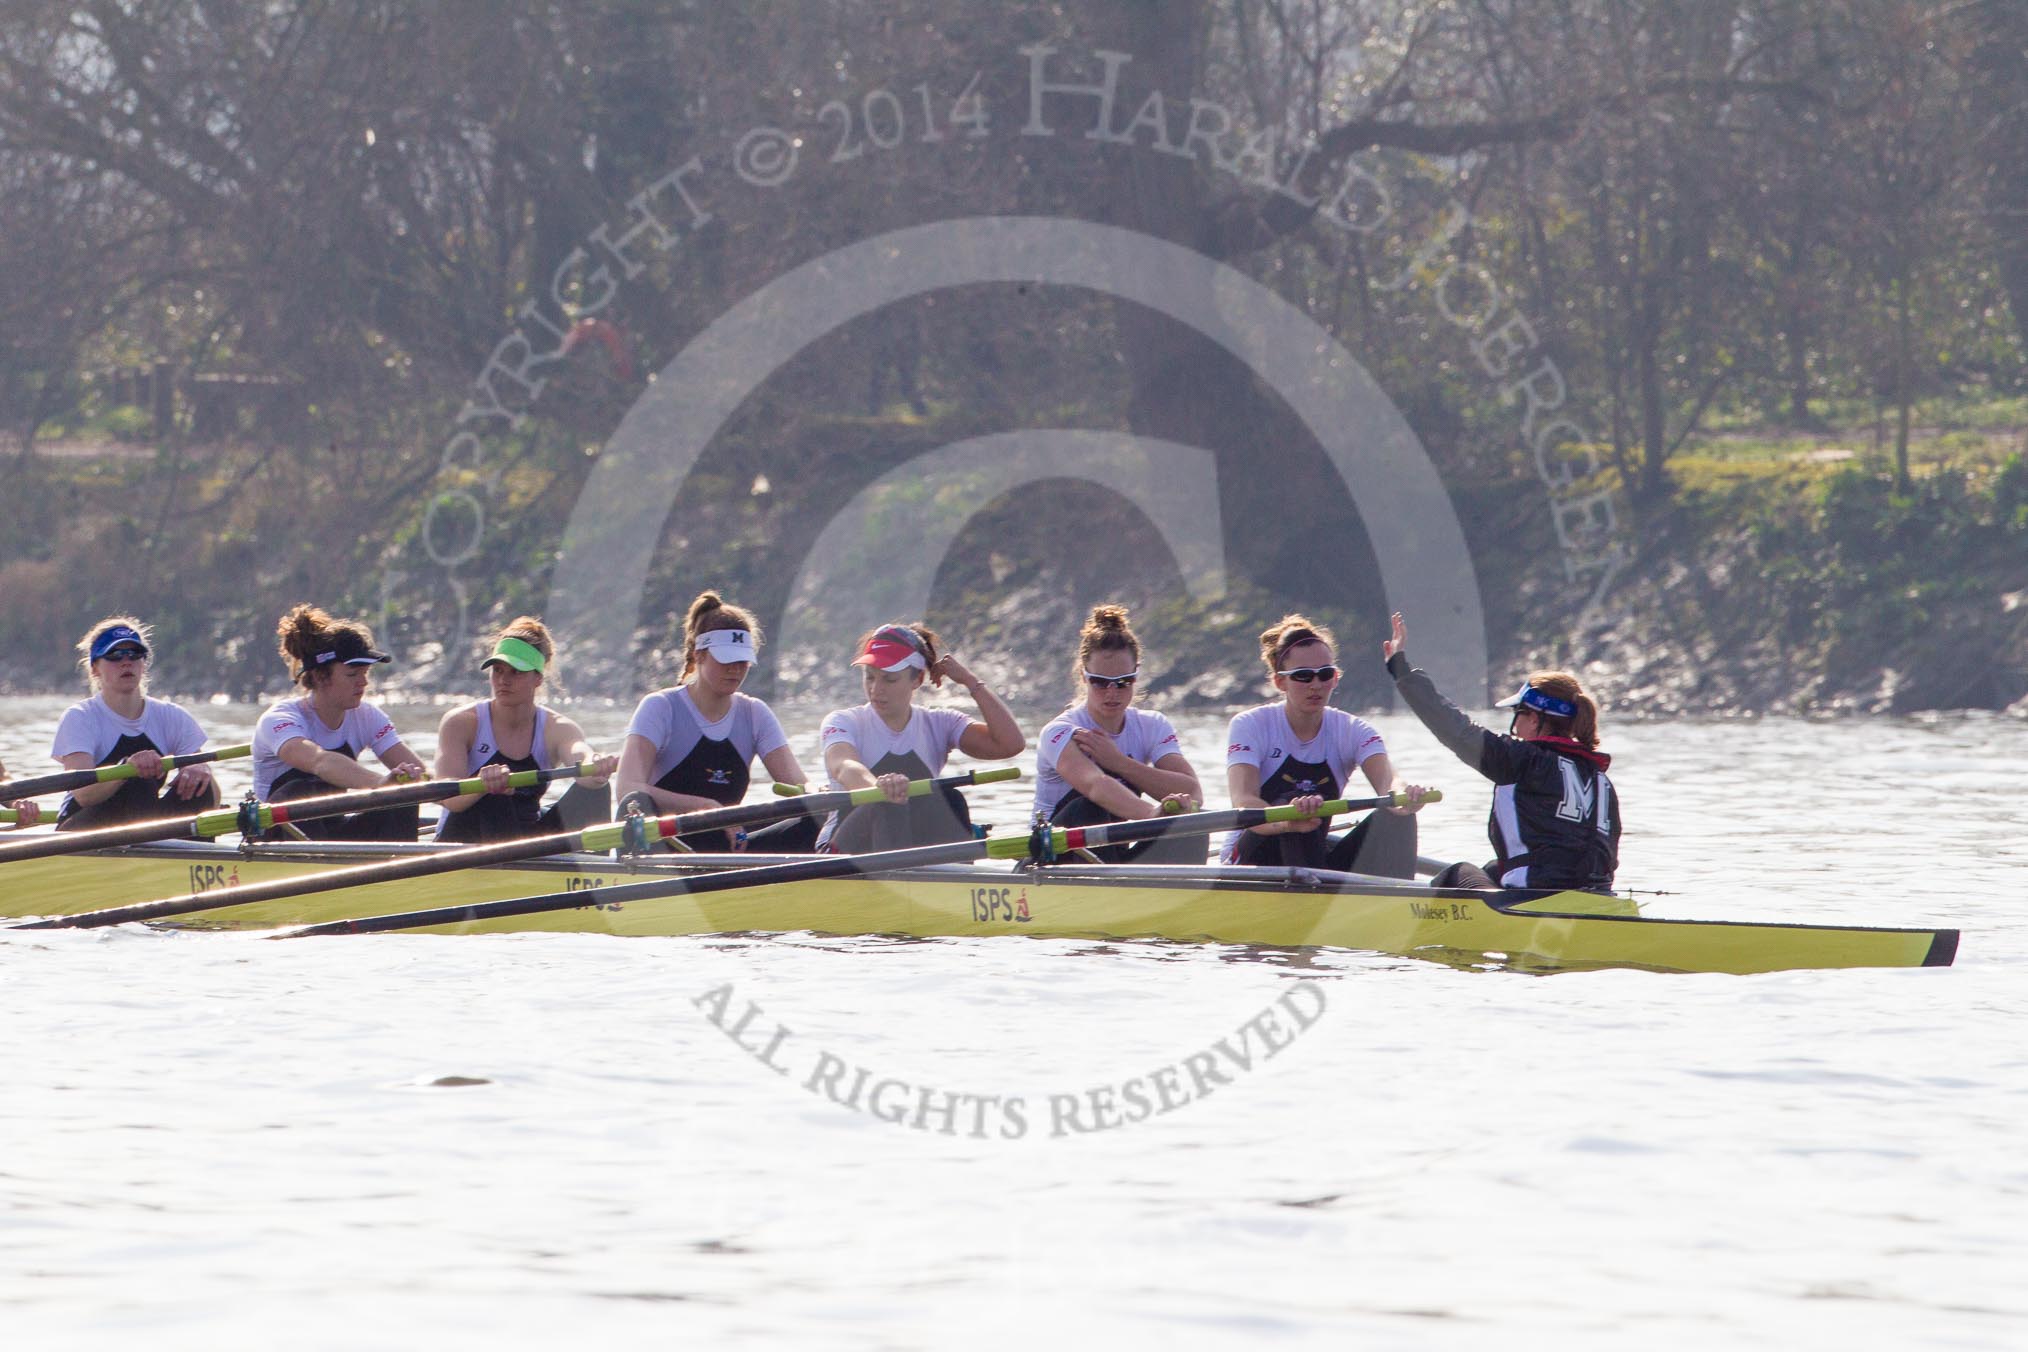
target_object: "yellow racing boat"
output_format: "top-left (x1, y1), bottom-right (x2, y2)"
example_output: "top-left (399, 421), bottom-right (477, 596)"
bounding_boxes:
top-left (0, 838), bottom-right (1959, 975)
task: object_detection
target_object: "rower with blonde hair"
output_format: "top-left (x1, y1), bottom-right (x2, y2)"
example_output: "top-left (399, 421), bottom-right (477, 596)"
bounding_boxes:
top-left (49, 616), bottom-right (219, 831)
top-left (433, 617), bottom-right (618, 843)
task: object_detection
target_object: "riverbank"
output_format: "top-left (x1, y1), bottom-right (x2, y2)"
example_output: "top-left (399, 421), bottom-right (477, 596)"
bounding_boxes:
top-left (4, 413), bottom-right (2025, 715)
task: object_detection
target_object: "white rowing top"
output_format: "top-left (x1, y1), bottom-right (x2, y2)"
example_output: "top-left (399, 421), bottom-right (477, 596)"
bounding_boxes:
top-left (50, 695), bottom-right (209, 814)
top-left (1220, 703), bottom-right (1388, 860)
top-left (623, 687), bottom-right (787, 784)
top-left (252, 697), bottom-right (403, 799)
top-left (1031, 705), bottom-right (1182, 822)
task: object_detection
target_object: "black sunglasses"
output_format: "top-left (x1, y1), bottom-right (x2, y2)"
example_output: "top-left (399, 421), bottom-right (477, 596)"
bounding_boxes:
top-left (1083, 669), bottom-right (1139, 690)
top-left (1278, 665), bottom-right (1339, 683)
top-left (100, 647), bottom-right (149, 663)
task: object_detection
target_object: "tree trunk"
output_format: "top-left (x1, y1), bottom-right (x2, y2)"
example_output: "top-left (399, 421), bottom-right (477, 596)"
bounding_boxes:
top-left (1636, 277), bottom-right (1670, 501)
top-left (1894, 272), bottom-right (1913, 493)
top-left (1783, 208), bottom-right (1822, 429)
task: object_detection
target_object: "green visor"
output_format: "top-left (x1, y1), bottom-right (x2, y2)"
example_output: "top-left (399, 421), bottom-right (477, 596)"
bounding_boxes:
top-left (480, 636), bottom-right (547, 674)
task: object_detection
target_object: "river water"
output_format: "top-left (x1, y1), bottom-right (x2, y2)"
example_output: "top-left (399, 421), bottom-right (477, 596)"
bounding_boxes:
top-left (1, 695), bottom-right (2023, 1349)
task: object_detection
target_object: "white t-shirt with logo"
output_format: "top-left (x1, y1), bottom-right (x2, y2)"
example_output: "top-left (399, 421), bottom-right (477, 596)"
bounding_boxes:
top-left (51, 694), bottom-right (208, 765)
top-left (252, 697), bottom-right (404, 799)
top-left (50, 695), bottom-right (208, 813)
top-left (1222, 703), bottom-right (1387, 859)
top-left (814, 704), bottom-right (974, 847)
top-left (1032, 706), bottom-right (1182, 821)
top-left (819, 705), bottom-right (972, 788)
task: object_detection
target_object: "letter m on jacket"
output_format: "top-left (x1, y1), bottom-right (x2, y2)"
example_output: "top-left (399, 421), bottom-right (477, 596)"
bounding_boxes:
top-left (1555, 758), bottom-right (1595, 823)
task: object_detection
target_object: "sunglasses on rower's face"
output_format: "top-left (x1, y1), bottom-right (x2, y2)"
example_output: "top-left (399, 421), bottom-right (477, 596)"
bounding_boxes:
top-left (1278, 665), bottom-right (1339, 683)
top-left (100, 648), bottom-right (148, 665)
top-left (1083, 669), bottom-right (1139, 690)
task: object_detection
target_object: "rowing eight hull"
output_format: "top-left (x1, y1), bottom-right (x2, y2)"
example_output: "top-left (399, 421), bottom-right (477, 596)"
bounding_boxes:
top-left (0, 841), bottom-right (1957, 974)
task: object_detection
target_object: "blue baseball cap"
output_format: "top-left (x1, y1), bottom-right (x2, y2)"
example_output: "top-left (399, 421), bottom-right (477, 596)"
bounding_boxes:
top-left (1496, 682), bottom-right (1577, 720)
top-left (89, 625), bottom-right (151, 661)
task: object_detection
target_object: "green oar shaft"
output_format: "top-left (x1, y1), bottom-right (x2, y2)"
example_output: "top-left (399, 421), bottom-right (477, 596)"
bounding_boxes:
top-left (0, 807), bottom-right (19, 825)
top-left (26, 804), bottom-right (603, 931)
top-left (593, 765), bottom-right (1019, 848)
top-left (983, 791), bottom-right (1433, 859)
top-left (24, 767), bottom-right (1018, 930)
top-left (0, 765), bottom-right (588, 868)
top-left (772, 768), bottom-right (1016, 802)
top-left (282, 790), bottom-right (1431, 938)
top-left (0, 744), bottom-right (252, 802)
top-left (245, 764), bottom-right (589, 837)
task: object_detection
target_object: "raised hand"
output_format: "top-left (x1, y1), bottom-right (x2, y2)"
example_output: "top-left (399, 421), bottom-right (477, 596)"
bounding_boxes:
top-left (1382, 611), bottom-right (1408, 662)
top-left (930, 652), bottom-right (976, 689)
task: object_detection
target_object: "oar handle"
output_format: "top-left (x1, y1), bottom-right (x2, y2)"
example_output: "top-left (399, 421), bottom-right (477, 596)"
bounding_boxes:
top-left (0, 743), bottom-right (252, 802)
top-left (772, 765), bottom-right (1020, 799)
top-left (6, 766), bottom-right (580, 865)
top-left (195, 763), bottom-right (591, 839)
top-left (0, 807), bottom-right (18, 825)
top-left (987, 789), bottom-right (1439, 860)
top-left (1259, 789), bottom-right (1439, 822)
top-left (587, 766), bottom-right (1023, 851)
top-left (842, 764), bottom-right (1019, 803)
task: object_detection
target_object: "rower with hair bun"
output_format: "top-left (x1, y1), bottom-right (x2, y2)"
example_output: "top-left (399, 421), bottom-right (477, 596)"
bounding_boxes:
top-left (253, 603), bottom-right (428, 841)
top-left (432, 617), bottom-right (619, 843)
top-left (49, 615), bottom-right (220, 831)
top-left (613, 590), bottom-right (818, 852)
top-left (1383, 611), bottom-right (1621, 891)
top-left (1224, 614), bottom-right (1429, 874)
top-left (1031, 603), bottom-right (1206, 864)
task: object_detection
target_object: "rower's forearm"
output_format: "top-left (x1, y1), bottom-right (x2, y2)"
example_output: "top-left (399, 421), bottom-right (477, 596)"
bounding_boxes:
top-left (654, 789), bottom-right (725, 815)
top-left (1084, 775), bottom-right (1153, 821)
top-left (69, 777), bottom-right (124, 807)
top-left (1119, 762), bottom-right (1198, 801)
top-left (832, 759), bottom-right (878, 791)
top-left (1232, 792), bottom-right (1287, 834)
top-left (307, 751), bottom-right (382, 789)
